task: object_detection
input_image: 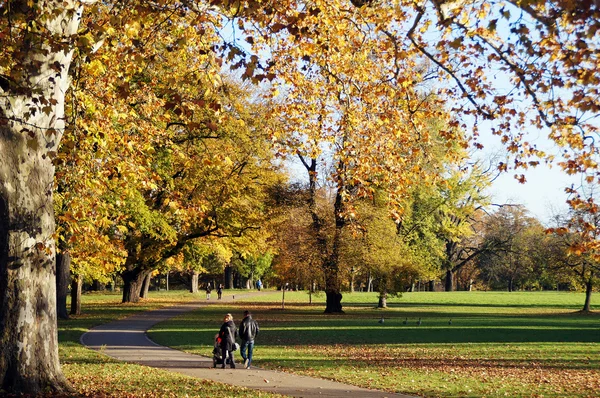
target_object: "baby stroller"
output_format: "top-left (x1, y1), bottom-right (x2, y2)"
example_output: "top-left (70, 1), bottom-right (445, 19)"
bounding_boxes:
top-left (212, 334), bottom-right (231, 368)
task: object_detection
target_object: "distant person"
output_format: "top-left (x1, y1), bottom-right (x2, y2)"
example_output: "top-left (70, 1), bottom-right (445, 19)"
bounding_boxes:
top-left (218, 313), bottom-right (238, 369)
top-left (256, 279), bottom-right (262, 291)
top-left (205, 284), bottom-right (212, 300)
top-left (217, 284), bottom-right (223, 300)
top-left (239, 310), bottom-right (259, 369)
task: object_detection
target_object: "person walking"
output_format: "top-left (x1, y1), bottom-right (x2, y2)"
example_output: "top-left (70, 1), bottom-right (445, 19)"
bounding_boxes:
top-left (205, 284), bottom-right (212, 300)
top-left (218, 313), bottom-right (237, 369)
top-left (217, 284), bottom-right (223, 300)
top-left (238, 310), bottom-right (259, 369)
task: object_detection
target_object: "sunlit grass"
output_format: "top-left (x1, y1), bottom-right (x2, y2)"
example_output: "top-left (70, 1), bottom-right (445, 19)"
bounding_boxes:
top-left (253, 289), bottom-right (596, 309)
top-left (150, 290), bottom-right (600, 397)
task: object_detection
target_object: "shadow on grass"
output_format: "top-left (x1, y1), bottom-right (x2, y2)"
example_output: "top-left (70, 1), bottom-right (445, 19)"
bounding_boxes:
top-left (152, 324), bottom-right (600, 349)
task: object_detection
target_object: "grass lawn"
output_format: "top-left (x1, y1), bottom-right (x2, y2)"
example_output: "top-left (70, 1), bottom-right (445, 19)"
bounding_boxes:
top-left (58, 291), bottom-right (281, 397)
top-left (148, 290), bottom-right (600, 397)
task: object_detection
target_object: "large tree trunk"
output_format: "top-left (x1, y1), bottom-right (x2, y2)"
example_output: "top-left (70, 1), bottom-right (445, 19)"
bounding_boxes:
top-left (70, 275), bottom-right (82, 316)
top-left (378, 291), bottom-right (388, 308)
top-left (225, 265), bottom-right (234, 289)
top-left (121, 268), bottom-right (150, 303)
top-left (325, 290), bottom-right (343, 313)
top-left (140, 273), bottom-right (151, 298)
top-left (301, 156), bottom-right (345, 314)
top-left (324, 201), bottom-right (344, 313)
top-left (190, 271), bottom-right (199, 293)
top-left (56, 251), bottom-right (71, 320)
top-left (445, 269), bottom-right (455, 291)
top-left (582, 273), bottom-right (593, 312)
top-left (0, 2), bottom-right (82, 393)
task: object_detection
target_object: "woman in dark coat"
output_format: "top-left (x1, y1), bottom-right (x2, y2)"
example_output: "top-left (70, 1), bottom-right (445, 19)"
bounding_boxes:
top-left (218, 313), bottom-right (237, 368)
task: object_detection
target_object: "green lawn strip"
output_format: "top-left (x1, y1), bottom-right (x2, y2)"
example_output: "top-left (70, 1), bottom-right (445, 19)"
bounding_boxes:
top-left (58, 292), bottom-right (282, 397)
top-left (251, 290), bottom-right (597, 310)
top-left (149, 292), bottom-right (600, 397)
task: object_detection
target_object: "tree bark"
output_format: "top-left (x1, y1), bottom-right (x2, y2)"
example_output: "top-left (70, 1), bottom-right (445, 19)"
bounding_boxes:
top-left (121, 268), bottom-right (150, 303)
top-left (0, 1), bottom-right (82, 393)
top-left (190, 271), bottom-right (199, 293)
top-left (91, 280), bottom-right (105, 291)
top-left (300, 156), bottom-right (345, 314)
top-left (582, 273), bottom-right (593, 312)
top-left (70, 275), bottom-right (82, 316)
top-left (225, 265), bottom-right (234, 289)
top-left (445, 269), bottom-right (455, 291)
top-left (378, 291), bottom-right (388, 308)
top-left (323, 212), bottom-right (344, 314)
top-left (56, 251), bottom-right (71, 320)
top-left (324, 290), bottom-right (343, 313)
top-left (140, 273), bottom-right (151, 298)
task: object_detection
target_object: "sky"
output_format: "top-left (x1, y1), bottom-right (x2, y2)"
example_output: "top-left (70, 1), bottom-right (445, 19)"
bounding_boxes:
top-left (486, 160), bottom-right (578, 224)
top-left (476, 132), bottom-right (581, 225)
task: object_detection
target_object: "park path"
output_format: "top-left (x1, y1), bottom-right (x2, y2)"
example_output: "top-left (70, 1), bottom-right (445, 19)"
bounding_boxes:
top-left (80, 291), bottom-right (413, 398)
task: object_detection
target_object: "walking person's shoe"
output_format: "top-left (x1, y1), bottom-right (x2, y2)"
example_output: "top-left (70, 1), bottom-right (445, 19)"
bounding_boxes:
top-left (244, 358), bottom-right (249, 368)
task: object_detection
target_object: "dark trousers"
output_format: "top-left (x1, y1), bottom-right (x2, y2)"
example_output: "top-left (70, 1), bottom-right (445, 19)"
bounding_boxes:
top-left (221, 346), bottom-right (235, 368)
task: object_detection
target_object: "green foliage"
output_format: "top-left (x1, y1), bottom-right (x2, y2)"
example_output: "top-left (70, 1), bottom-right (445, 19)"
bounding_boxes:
top-left (477, 206), bottom-right (546, 291)
top-left (341, 198), bottom-right (419, 295)
top-left (125, 191), bottom-right (177, 243)
top-left (234, 252), bottom-right (274, 279)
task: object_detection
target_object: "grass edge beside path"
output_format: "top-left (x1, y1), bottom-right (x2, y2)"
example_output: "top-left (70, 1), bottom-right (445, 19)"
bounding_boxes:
top-left (58, 291), bottom-right (283, 397)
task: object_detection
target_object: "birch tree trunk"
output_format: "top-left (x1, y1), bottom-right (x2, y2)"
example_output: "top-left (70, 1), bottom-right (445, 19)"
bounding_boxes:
top-left (190, 271), bottom-right (199, 293)
top-left (0, 1), bottom-right (83, 393)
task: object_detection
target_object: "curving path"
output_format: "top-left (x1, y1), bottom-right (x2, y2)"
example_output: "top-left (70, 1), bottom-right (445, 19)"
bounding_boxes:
top-left (80, 293), bottom-right (413, 398)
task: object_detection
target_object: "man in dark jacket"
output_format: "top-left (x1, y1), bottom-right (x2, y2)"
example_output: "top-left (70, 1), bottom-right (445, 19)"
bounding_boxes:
top-left (238, 310), bottom-right (259, 369)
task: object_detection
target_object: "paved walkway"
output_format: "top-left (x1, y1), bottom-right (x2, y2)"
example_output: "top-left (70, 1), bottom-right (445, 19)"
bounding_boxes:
top-left (80, 293), bottom-right (413, 398)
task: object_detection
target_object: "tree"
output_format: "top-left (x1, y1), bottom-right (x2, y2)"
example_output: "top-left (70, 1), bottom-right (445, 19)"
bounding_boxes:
top-left (269, 183), bottom-right (326, 292)
top-left (477, 205), bottom-right (544, 291)
top-left (548, 186), bottom-right (600, 311)
top-left (436, 164), bottom-right (492, 291)
top-left (341, 196), bottom-right (422, 308)
top-left (0, 1), bottom-right (87, 393)
top-left (3, 0), bottom-right (600, 393)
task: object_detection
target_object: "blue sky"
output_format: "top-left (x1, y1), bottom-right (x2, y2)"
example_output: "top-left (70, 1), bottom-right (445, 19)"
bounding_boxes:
top-left (477, 131), bottom-right (581, 225)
